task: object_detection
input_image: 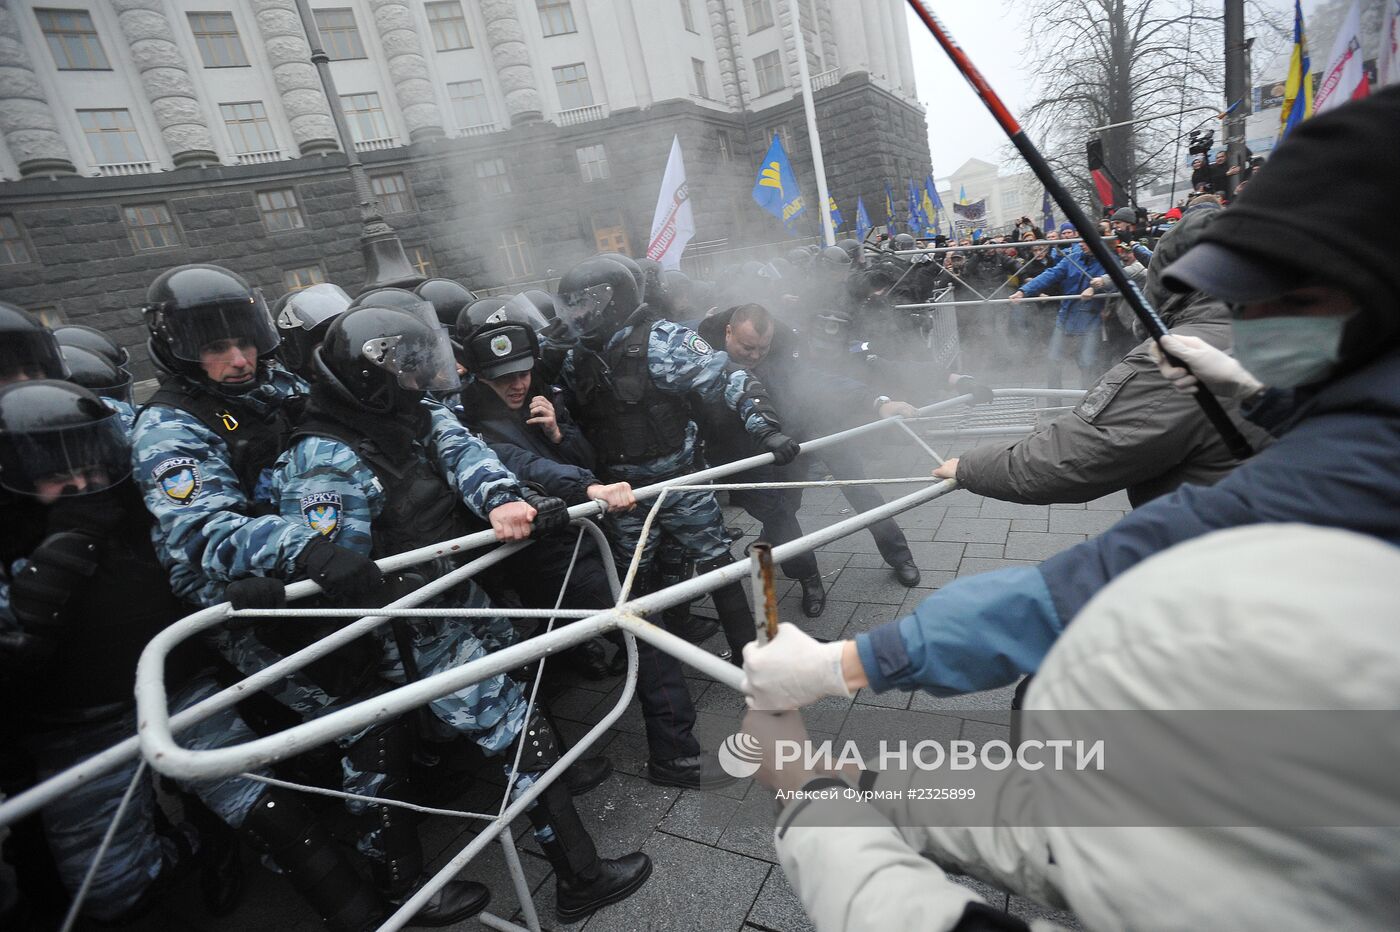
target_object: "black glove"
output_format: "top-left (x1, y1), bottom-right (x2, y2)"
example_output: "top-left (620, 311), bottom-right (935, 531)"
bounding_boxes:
top-left (11, 531), bottom-right (103, 632)
top-left (757, 429), bottom-right (801, 466)
top-left (225, 576), bottom-right (287, 611)
top-left (955, 376), bottom-right (995, 406)
top-left (297, 537), bottom-right (385, 603)
top-left (519, 484), bottom-right (570, 537)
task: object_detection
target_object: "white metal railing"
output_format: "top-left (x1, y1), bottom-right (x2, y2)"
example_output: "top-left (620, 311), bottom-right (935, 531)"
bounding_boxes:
top-left (810, 67), bottom-right (839, 91)
top-left (354, 136), bottom-right (399, 152)
top-left (234, 149), bottom-right (284, 165)
top-left (459, 122), bottom-right (498, 137)
top-left (555, 104), bottom-right (606, 126)
top-left (95, 161), bottom-right (154, 176)
top-left (0, 389), bottom-right (1088, 930)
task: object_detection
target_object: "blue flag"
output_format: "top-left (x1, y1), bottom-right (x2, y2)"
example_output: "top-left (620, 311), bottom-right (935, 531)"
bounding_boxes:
top-left (827, 196), bottom-right (844, 231)
top-left (1041, 189), bottom-right (1054, 233)
top-left (924, 175), bottom-right (943, 237)
top-left (752, 135), bottom-right (806, 235)
top-left (907, 180), bottom-right (927, 235)
top-left (855, 196), bottom-right (872, 243)
top-left (883, 181), bottom-right (897, 237)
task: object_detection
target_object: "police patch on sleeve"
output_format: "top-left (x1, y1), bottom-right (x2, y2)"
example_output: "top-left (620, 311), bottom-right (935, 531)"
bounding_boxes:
top-left (685, 334), bottom-right (713, 355)
top-left (301, 492), bottom-right (342, 538)
top-left (153, 457), bottom-right (202, 505)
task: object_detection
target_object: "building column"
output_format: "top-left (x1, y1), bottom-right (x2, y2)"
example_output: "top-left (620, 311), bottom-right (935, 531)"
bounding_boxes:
top-left (112, 0), bottom-right (217, 168)
top-left (365, 0), bottom-right (444, 141)
top-left (815, 0), bottom-right (838, 75)
top-left (481, 0), bottom-right (542, 124)
top-left (250, 0), bottom-right (338, 155)
top-left (706, 0), bottom-right (748, 109)
top-left (888, 0), bottom-right (917, 97)
top-left (0, 0), bottom-right (76, 176)
top-left (829, 0), bottom-right (869, 77)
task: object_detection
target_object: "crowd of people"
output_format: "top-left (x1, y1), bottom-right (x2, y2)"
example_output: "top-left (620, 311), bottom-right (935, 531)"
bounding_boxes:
top-left (0, 82), bottom-right (1395, 932)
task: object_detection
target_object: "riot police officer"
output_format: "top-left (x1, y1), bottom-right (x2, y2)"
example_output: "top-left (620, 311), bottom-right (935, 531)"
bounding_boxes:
top-left (553, 255), bottom-right (800, 661)
top-left (0, 301), bottom-right (67, 385)
top-left (273, 305), bottom-right (651, 923)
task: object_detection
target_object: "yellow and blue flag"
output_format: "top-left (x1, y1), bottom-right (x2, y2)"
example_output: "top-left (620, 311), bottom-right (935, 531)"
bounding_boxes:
top-left (827, 196), bottom-right (844, 231)
top-left (907, 180), bottom-right (927, 235)
top-left (924, 175), bottom-right (944, 237)
top-left (855, 196), bottom-right (872, 243)
top-left (883, 181), bottom-right (897, 236)
top-left (920, 177), bottom-right (939, 237)
top-left (1280, 0), bottom-right (1314, 138)
top-left (752, 134), bottom-right (805, 234)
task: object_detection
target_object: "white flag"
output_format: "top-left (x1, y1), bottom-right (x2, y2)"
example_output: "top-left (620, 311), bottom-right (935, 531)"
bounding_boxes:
top-left (1313, 0), bottom-right (1370, 114)
top-left (1380, 0), bottom-right (1400, 88)
top-left (646, 136), bottom-right (695, 271)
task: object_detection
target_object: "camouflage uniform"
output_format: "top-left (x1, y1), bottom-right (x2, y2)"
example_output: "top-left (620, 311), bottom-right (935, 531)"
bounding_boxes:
top-left (560, 319), bottom-right (768, 578)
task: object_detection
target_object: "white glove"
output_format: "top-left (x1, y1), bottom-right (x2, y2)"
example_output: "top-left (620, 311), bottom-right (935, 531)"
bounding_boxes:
top-left (1149, 333), bottom-right (1264, 400)
top-left (741, 623), bottom-right (852, 710)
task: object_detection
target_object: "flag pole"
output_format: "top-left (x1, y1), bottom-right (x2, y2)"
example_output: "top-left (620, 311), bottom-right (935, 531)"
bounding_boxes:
top-left (903, 0), bottom-right (1253, 459)
top-left (789, 0), bottom-right (835, 246)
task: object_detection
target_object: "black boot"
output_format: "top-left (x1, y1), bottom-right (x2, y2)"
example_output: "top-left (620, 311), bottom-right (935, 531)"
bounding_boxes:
top-left (646, 753), bottom-right (737, 790)
top-left (532, 780), bottom-right (652, 923)
top-left (697, 555), bottom-right (756, 664)
top-left (798, 574), bottom-right (827, 618)
top-left (240, 788), bottom-right (389, 932)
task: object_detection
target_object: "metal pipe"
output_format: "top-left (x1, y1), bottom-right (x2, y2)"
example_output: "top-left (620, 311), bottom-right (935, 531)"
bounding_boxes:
top-left (897, 294), bottom-right (1111, 309)
top-left (750, 543), bottom-right (778, 644)
top-left (892, 237), bottom-right (1083, 255)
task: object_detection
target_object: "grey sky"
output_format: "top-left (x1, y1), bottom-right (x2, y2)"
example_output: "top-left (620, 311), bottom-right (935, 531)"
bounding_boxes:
top-left (907, 0), bottom-right (1313, 182)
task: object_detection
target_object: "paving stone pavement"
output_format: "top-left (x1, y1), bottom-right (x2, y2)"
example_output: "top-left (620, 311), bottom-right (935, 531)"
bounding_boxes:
top-left (110, 446), bottom-right (1125, 932)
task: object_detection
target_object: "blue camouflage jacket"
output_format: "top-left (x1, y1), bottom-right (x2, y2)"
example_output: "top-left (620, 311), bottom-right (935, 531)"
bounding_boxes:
top-left (559, 318), bottom-right (773, 480)
top-left (131, 367), bottom-right (317, 607)
top-left (1019, 249), bottom-right (1107, 334)
top-left (272, 399), bottom-right (521, 558)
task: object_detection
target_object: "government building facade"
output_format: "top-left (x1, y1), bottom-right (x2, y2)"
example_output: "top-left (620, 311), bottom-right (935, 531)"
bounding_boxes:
top-left (0, 0), bottom-right (931, 376)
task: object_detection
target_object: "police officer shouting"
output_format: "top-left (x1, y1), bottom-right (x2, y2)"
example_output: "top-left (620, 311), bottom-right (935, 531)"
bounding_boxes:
top-left (553, 256), bottom-right (800, 661)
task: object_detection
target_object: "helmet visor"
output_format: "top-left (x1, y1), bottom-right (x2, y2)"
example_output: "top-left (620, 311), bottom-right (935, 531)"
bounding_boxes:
top-left (360, 324), bottom-right (461, 393)
top-left (557, 283), bottom-right (614, 338)
top-left (499, 293), bottom-right (553, 334)
top-left (0, 412), bottom-right (130, 498)
top-left (277, 283), bottom-right (353, 332)
top-left (0, 331), bottom-right (67, 384)
top-left (158, 292), bottom-right (280, 362)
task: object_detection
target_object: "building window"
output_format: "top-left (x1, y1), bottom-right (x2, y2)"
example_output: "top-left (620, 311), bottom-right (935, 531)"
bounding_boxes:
top-left (575, 144), bottom-right (609, 182)
top-left (716, 129), bottom-right (731, 163)
top-left (552, 63), bottom-right (593, 111)
top-left (314, 8), bottom-right (366, 60)
top-left (408, 244), bottom-right (434, 278)
top-left (220, 101), bottom-right (277, 154)
top-left (497, 227), bottom-right (532, 279)
top-left (257, 189), bottom-right (305, 233)
top-left (425, 1), bottom-right (471, 51)
top-left (283, 265), bottom-right (325, 293)
top-left (536, 0), bottom-right (576, 37)
top-left (31, 306), bottom-right (65, 328)
top-left (754, 50), bottom-right (784, 96)
top-left (447, 79), bottom-right (492, 129)
top-left (188, 11), bottom-right (247, 68)
top-left (744, 0), bottom-right (774, 33)
top-left (591, 209), bottom-right (629, 254)
top-left (691, 58), bottom-right (710, 99)
top-left (77, 110), bottom-right (145, 165)
top-left (36, 8), bottom-right (109, 70)
top-left (0, 216), bottom-right (31, 265)
top-left (341, 93), bottom-right (391, 143)
top-left (680, 0), bottom-right (697, 33)
top-left (765, 123), bottom-right (791, 153)
top-left (123, 204), bottom-right (180, 250)
top-left (475, 157), bottom-right (511, 195)
top-left (371, 172), bottom-right (413, 214)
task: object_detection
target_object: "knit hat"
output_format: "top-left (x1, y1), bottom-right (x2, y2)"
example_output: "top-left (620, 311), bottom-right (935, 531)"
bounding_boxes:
top-left (1057, 221), bottom-right (1076, 235)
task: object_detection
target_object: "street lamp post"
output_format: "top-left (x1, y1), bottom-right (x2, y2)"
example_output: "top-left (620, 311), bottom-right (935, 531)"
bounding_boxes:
top-left (291, 0), bottom-right (422, 293)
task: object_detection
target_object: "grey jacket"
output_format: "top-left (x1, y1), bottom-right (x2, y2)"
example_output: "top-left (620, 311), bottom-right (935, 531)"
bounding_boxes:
top-left (955, 294), bottom-right (1272, 507)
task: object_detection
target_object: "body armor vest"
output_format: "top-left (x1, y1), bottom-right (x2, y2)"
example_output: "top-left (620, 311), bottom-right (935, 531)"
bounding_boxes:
top-left (147, 378), bottom-right (298, 499)
top-left (573, 314), bottom-right (691, 467)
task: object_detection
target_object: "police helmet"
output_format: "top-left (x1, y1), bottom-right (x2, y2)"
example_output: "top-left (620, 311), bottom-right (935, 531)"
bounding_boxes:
top-left (142, 264), bottom-right (278, 378)
top-left (413, 278), bottom-right (477, 331)
top-left (53, 325), bottom-right (129, 371)
top-left (0, 302), bottom-right (68, 385)
top-left (836, 238), bottom-right (863, 263)
top-left (820, 245), bottom-right (852, 269)
top-left (786, 248), bottom-right (811, 267)
top-left (315, 306), bottom-right (460, 414)
top-left (555, 256), bottom-right (642, 346)
top-left (462, 321), bottom-right (540, 382)
top-left (893, 233), bottom-right (916, 250)
top-left (456, 297), bottom-right (510, 336)
top-left (597, 253), bottom-right (644, 296)
top-left (273, 282), bottom-right (354, 375)
top-left (0, 380), bottom-right (129, 498)
top-left (59, 345), bottom-right (133, 405)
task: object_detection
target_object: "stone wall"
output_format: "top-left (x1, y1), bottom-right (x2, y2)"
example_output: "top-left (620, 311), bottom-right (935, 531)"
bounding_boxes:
top-left (0, 75), bottom-right (929, 377)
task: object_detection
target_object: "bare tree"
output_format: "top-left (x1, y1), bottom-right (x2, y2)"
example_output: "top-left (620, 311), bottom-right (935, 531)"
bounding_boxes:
top-left (1009, 0), bottom-right (1286, 208)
